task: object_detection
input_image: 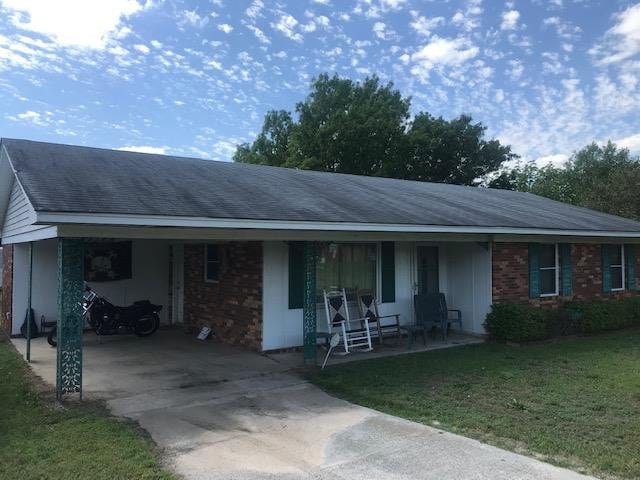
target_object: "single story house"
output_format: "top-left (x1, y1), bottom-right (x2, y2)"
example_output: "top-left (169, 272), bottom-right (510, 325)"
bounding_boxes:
top-left (2, 138), bottom-right (640, 397)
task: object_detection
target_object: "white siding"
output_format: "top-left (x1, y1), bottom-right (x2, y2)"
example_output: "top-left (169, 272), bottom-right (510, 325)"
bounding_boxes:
top-left (1, 179), bottom-right (40, 241)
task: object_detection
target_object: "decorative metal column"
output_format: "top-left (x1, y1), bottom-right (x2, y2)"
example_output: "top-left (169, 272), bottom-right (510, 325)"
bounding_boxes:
top-left (56, 238), bottom-right (84, 400)
top-left (302, 241), bottom-right (317, 364)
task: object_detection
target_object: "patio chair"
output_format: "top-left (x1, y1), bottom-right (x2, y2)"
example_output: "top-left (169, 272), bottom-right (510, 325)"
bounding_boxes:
top-left (356, 289), bottom-right (402, 345)
top-left (414, 293), bottom-right (462, 342)
top-left (323, 289), bottom-right (373, 354)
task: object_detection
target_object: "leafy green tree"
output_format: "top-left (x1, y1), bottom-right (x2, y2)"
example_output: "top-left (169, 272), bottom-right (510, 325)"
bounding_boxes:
top-left (490, 142), bottom-right (640, 220)
top-left (235, 73), bottom-right (514, 185)
top-left (234, 110), bottom-right (293, 166)
top-left (405, 113), bottom-right (516, 185)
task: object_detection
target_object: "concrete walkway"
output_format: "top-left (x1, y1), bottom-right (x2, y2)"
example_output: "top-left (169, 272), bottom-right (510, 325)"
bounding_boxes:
top-left (13, 331), bottom-right (597, 480)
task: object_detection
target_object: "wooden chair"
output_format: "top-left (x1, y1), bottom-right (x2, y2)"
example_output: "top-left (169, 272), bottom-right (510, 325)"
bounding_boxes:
top-left (356, 289), bottom-right (402, 345)
top-left (323, 289), bottom-right (373, 354)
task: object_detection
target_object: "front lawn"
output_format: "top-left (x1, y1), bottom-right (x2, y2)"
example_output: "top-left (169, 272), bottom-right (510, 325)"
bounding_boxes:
top-left (0, 334), bottom-right (175, 480)
top-left (311, 329), bottom-right (640, 479)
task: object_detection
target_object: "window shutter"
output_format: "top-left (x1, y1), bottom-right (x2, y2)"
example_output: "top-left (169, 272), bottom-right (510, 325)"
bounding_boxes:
top-left (380, 241), bottom-right (396, 303)
top-left (288, 242), bottom-right (304, 309)
top-left (560, 243), bottom-right (572, 296)
top-left (625, 244), bottom-right (637, 291)
top-left (528, 243), bottom-right (540, 298)
top-left (602, 245), bottom-right (612, 293)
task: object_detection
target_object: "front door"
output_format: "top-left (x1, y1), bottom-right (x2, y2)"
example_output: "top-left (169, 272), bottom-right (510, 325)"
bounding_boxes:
top-left (417, 246), bottom-right (439, 295)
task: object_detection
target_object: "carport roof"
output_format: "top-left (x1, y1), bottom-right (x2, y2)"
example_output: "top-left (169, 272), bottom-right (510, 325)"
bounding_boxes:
top-left (3, 137), bottom-right (640, 235)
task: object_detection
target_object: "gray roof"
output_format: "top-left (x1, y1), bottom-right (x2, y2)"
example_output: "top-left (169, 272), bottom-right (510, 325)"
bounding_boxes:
top-left (3, 138), bottom-right (640, 233)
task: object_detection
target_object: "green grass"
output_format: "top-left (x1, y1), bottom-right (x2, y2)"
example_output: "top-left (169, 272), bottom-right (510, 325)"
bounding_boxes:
top-left (0, 335), bottom-right (176, 480)
top-left (310, 329), bottom-right (640, 479)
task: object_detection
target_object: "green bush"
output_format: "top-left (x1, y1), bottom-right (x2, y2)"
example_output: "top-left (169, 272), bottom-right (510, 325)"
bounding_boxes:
top-left (484, 297), bottom-right (640, 342)
top-left (484, 303), bottom-right (552, 343)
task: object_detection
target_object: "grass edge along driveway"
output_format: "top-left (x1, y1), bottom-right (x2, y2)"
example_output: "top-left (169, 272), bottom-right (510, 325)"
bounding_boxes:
top-left (0, 334), bottom-right (176, 480)
top-left (310, 329), bottom-right (640, 480)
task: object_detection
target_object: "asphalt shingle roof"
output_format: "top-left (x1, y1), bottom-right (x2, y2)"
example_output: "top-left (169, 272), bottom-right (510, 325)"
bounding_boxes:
top-left (3, 138), bottom-right (640, 232)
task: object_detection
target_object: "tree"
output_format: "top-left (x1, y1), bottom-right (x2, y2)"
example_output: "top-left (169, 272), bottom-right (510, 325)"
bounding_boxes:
top-left (234, 110), bottom-right (293, 166)
top-left (405, 113), bottom-right (516, 185)
top-left (490, 142), bottom-right (640, 220)
top-left (235, 73), bottom-right (514, 185)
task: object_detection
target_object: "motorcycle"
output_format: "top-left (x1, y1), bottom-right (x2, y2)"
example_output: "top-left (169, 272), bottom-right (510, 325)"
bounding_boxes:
top-left (47, 285), bottom-right (162, 347)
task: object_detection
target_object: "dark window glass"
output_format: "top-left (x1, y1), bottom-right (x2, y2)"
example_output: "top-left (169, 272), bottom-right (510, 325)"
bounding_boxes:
top-left (610, 245), bottom-right (623, 266)
top-left (540, 269), bottom-right (556, 295)
top-left (611, 266), bottom-right (623, 290)
top-left (539, 244), bottom-right (556, 268)
top-left (205, 244), bottom-right (220, 281)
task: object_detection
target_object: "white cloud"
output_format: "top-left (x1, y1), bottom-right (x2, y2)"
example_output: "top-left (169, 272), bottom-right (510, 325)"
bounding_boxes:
top-left (245, 0), bottom-right (264, 18)
top-left (500, 10), bottom-right (520, 30)
top-left (181, 10), bottom-right (208, 28)
top-left (590, 3), bottom-right (640, 65)
top-left (133, 44), bottom-right (150, 54)
top-left (7, 110), bottom-right (50, 126)
top-left (615, 132), bottom-right (640, 152)
top-left (373, 22), bottom-right (387, 40)
top-left (117, 145), bottom-right (168, 154)
top-left (411, 36), bottom-right (478, 69)
top-left (272, 14), bottom-right (303, 42)
top-left (534, 154), bottom-right (569, 167)
top-left (410, 15), bottom-right (445, 37)
top-left (1, 0), bottom-right (144, 49)
top-left (218, 23), bottom-right (233, 34)
top-left (246, 25), bottom-right (270, 44)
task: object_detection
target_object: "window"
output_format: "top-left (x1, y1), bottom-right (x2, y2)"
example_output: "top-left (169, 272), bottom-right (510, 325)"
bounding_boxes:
top-left (610, 245), bottom-right (624, 291)
top-left (316, 243), bottom-right (377, 300)
top-left (205, 244), bottom-right (220, 282)
top-left (539, 243), bottom-right (559, 296)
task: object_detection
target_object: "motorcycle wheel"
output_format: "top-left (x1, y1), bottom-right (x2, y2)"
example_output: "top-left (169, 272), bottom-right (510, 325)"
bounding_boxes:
top-left (133, 314), bottom-right (159, 337)
top-left (47, 327), bottom-right (57, 347)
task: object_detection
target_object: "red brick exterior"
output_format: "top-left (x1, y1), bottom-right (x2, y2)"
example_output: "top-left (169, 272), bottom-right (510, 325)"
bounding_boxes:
top-left (2, 245), bottom-right (13, 334)
top-left (183, 242), bottom-right (262, 350)
top-left (492, 242), bottom-right (640, 307)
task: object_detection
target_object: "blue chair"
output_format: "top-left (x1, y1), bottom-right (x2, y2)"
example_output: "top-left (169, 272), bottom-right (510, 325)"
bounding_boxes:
top-left (413, 293), bottom-right (462, 342)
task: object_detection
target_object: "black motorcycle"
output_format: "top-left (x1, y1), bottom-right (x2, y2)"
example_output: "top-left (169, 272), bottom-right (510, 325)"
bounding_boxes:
top-left (48, 286), bottom-right (162, 346)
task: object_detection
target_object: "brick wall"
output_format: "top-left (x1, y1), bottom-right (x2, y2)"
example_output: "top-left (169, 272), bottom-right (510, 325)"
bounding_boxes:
top-left (492, 242), bottom-right (640, 307)
top-left (2, 245), bottom-right (13, 333)
top-left (183, 242), bottom-right (262, 350)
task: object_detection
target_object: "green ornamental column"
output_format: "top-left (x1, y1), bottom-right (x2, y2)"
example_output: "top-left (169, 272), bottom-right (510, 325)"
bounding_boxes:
top-left (56, 238), bottom-right (85, 400)
top-left (302, 241), bottom-right (317, 364)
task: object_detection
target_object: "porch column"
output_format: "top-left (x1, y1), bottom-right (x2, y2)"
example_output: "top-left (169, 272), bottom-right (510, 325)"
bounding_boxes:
top-left (56, 238), bottom-right (84, 400)
top-left (302, 241), bottom-right (317, 364)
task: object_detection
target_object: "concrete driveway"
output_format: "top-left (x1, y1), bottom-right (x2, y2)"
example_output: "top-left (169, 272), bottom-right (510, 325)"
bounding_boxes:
top-left (14, 331), bottom-right (596, 480)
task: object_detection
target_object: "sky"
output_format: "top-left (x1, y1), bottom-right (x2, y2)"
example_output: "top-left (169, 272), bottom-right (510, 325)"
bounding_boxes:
top-left (0, 0), bottom-right (639, 167)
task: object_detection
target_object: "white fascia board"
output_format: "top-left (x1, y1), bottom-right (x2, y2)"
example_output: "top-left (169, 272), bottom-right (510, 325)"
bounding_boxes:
top-left (35, 211), bottom-right (640, 239)
top-left (1, 225), bottom-right (58, 244)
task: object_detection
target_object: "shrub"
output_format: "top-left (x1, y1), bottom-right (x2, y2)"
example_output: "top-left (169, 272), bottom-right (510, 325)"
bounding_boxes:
top-left (485, 297), bottom-right (640, 343)
top-left (484, 303), bottom-right (552, 343)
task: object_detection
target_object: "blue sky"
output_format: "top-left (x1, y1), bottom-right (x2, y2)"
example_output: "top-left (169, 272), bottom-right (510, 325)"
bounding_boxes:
top-left (1, 0), bottom-right (639, 166)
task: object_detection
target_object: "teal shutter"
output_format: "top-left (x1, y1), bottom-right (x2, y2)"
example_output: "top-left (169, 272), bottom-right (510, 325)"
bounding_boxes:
top-left (288, 242), bottom-right (304, 309)
top-left (625, 244), bottom-right (637, 291)
top-left (380, 242), bottom-right (396, 303)
top-left (560, 243), bottom-right (572, 296)
top-left (528, 243), bottom-right (540, 298)
top-left (602, 245), bottom-right (612, 293)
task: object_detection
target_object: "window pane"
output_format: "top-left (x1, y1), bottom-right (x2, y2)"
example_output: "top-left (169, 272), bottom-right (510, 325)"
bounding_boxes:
top-left (206, 244), bottom-right (219, 261)
top-left (206, 262), bottom-right (219, 281)
top-left (316, 243), bottom-right (376, 299)
top-left (539, 244), bottom-right (556, 268)
top-left (540, 269), bottom-right (557, 295)
top-left (611, 266), bottom-right (623, 290)
top-left (610, 245), bottom-right (622, 265)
